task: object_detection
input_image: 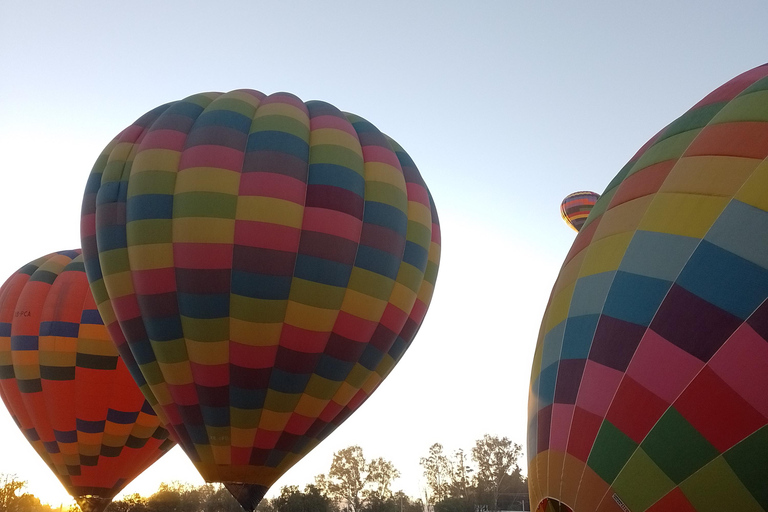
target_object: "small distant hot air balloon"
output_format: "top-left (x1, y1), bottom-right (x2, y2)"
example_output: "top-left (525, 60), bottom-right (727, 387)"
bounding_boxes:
top-left (530, 63), bottom-right (768, 511)
top-left (0, 250), bottom-right (174, 512)
top-left (560, 191), bottom-right (600, 232)
top-left (80, 90), bottom-right (441, 510)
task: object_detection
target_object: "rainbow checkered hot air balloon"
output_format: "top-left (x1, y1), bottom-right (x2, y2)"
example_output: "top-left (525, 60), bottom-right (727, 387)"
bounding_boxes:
top-left (529, 63), bottom-right (768, 511)
top-left (80, 90), bottom-right (441, 510)
top-left (0, 251), bottom-right (173, 512)
top-left (560, 191), bottom-right (600, 232)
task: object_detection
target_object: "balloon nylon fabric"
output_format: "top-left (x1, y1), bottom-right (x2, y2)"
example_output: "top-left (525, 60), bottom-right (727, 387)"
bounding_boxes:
top-left (529, 63), bottom-right (768, 511)
top-left (80, 90), bottom-right (441, 503)
top-left (0, 251), bottom-right (173, 508)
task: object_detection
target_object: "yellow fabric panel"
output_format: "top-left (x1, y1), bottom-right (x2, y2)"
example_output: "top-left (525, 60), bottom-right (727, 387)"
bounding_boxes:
top-left (407, 201), bottom-right (432, 225)
top-left (38, 336), bottom-right (77, 354)
top-left (230, 408), bottom-right (260, 430)
top-left (235, 196), bottom-right (304, 227)
top-left (552, 249), bottom-right (586, 297)
top-left (660, 155), bottom-right (760, 196)
top-left (294, 393), bottom-right (330, 417)
top-left (388, 281), bottom-right (418, 313)
top-left (543, 280), bottom-right (575, 335)
top-left (231, 427), bottom-right (257, 448)
top-left (302, 374), bottom-right (340, 400)
top-left (339, 288), bottom-right (388, 321)
top-left (230, 319), bottom-right (282, 346)
top-left (157, 361), bottom-right (193, 385)
top-left (132, 149), bottom-right (182, 175)
top-left (365, 161), bottom-right (407, 188)
top-left (76, 338), bottom-right (116, 356)
top-left (257, 409), bottom-right (292, 430)
top-left (284, 301), bottom-right (338, 332)
top-left (77, 324), bottom-right (112, 342)
top-left (127, 243), bottom-right (174, 270)
top-left (252, 103), bottom-right (309, 126)
top-left (578, 232), bottom-right (634, 278)
top-left (734, 159), bottom-right (768, 211)
top-left (264, 392), bottom-right (301, 414)
top-left (180, 317), bottom-right (229, 342)
top-left (592, 196), bottom-right (653, 242)
top-left (173, 218), bottom-right (235, 243)
top-left (310, 129), bottom-right (364, 156)
top-left (573, 464), bottom-right (611, 512)
top-left (186, 340), bottom-right (229, 365)
top-left (560, 453), bottom-right (586, 506)
top-left (639, 192), bottom-right (729, 238)
top-left (210, 444), bottom-right (231, 465)
top-left (175, 167), bottom-right (241, 195)
top-left (102, 270), bottom-right (135, 299)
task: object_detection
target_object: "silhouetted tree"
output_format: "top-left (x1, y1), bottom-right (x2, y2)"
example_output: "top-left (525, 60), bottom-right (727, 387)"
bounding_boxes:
top-left (471, 435), bottom-right (522, 511)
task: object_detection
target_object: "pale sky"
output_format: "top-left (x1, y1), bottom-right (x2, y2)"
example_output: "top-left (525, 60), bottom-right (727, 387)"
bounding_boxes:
top-left (1, 0), bottom-right (768, 507)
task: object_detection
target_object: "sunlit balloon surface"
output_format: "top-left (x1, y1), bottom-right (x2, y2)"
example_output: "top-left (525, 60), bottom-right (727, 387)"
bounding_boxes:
top-left (529, 63), bottom-right (768, 511)
top-left (80, 90), bottom-right (441, 510)
top-left (0, 251), bottom-right (174, 512)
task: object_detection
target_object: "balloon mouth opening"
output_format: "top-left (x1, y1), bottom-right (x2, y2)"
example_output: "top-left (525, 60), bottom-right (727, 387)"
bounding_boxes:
top-left (535, 497), bottom-right (574, 512)
top-left (75, 495), bottom-right (113, 512)
top-left (224, 482), bottom-right (270, 512)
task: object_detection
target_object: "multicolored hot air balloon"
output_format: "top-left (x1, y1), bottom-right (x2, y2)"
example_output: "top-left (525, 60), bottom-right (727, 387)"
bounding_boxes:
top-left (80, 90), bottom-right (441, 510)
top-left (0, 250), bottom-right (174, 512)
top-left (560, 191), bottom-right (600, 232)
top-left (529, 63), bottom-right (768, 512)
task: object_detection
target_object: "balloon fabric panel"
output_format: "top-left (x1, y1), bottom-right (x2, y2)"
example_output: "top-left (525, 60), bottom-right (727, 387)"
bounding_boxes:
top-left (0, 251), bottom-right (173, 509)
top-left (81, 89), bottom-right (441, 508)
top-left (529, 63), bottom-right (768, 511)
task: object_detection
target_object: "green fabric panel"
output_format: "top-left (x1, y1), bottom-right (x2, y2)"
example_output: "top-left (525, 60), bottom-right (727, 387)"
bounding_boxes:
top-left (587, 420), bottom-right (638, 484)
top-left (581, 187), bottom-right (615, 231)
top-left (711, 90), bottom-right (768, 123)
top-left (99, 248), bottom-right (131, 275)
top-left (289, 279), bottom-right (346, 309)
top-left (173, 192), bottom-right (238, 218)
top-left (641, 408), bottom-right (720, 484)
top-left (150, 338), bottom-right (188, 364)
top-left (347, 268), bottom-right (395, 301)
top-left (229, 296), bottom-right (287, 323)
top-left (396, 261), bottom-right (426, 293)
top-left (740, 75), bottom-right (768, 95)
top-left (723, 425), bottom-right (768, 509)
top-left (127, 219), bottom-right (172, 245)
top-left (658, 102), bottom-right (725, 140)
top-left (406, 219), bottom-right (432, 247)
top-left (249, 114), bottom-right (310, 139)
top-left (603, 159), bottom-right (636, 196)
top-left (680, 456), bottom-right (763, 512)
top-left (631, 129), bottom-right (701, 175)
top-left (206, 97), bottom-right (259, 116)
top-left (179, 316), bottom-right (229, 342)
top-left (309, 145), bottom-right (365, 174)
top-left (611, 448), bottom-right (675, 512)
top-left (366, 182), bottom-right (409, 213)
top-left (128, 171), bottom-right (177, 197)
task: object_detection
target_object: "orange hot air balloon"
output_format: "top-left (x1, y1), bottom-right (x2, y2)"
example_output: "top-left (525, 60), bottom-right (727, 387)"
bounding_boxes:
top-left (560, 191), bottom-right (600, 232)
top-left (0, 250), bottom-right (174, 512)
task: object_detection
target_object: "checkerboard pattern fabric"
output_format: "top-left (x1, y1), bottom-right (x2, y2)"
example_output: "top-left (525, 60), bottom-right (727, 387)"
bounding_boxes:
top-left (0, 251), bottom-right (173, 510)
top-left (529, 64), bottom-right (768, 511)
top-left (80, 90), bottom-right (440, 507)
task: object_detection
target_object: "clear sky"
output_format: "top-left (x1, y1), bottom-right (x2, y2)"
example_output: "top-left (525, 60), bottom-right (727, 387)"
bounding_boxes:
top-left (1, 0), bottom-right (768, 507)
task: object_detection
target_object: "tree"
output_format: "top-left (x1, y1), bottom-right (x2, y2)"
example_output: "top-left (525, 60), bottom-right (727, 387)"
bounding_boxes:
top-left (0, 474), bottom-right (26, 512)
top-left (105, 493), bottom-right (148, 512)
top-left (271, 485), bottom-right (335, 512)
top-left (471, 435), bottom-right (522, 511)
top-left (448, 449), bottom-right (472, 503)
top-left (317, 446), bottom-right (400, 512)
top-left (419, 444), bottom-right (451, 506)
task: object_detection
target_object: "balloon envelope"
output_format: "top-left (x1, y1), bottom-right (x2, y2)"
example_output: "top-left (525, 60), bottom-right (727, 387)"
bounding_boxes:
top-left (529, 63), bottom-right (768, 511)
top-left (560, 191), bottom-right (600, 232)
top-left (0, 251), bottom-right (173, 511)
top-left (80, 90), bottom-right (441, 509)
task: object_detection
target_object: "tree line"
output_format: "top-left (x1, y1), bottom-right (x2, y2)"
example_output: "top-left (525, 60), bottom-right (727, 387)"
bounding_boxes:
top-left (0, 434), bottom-right (528, 512)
